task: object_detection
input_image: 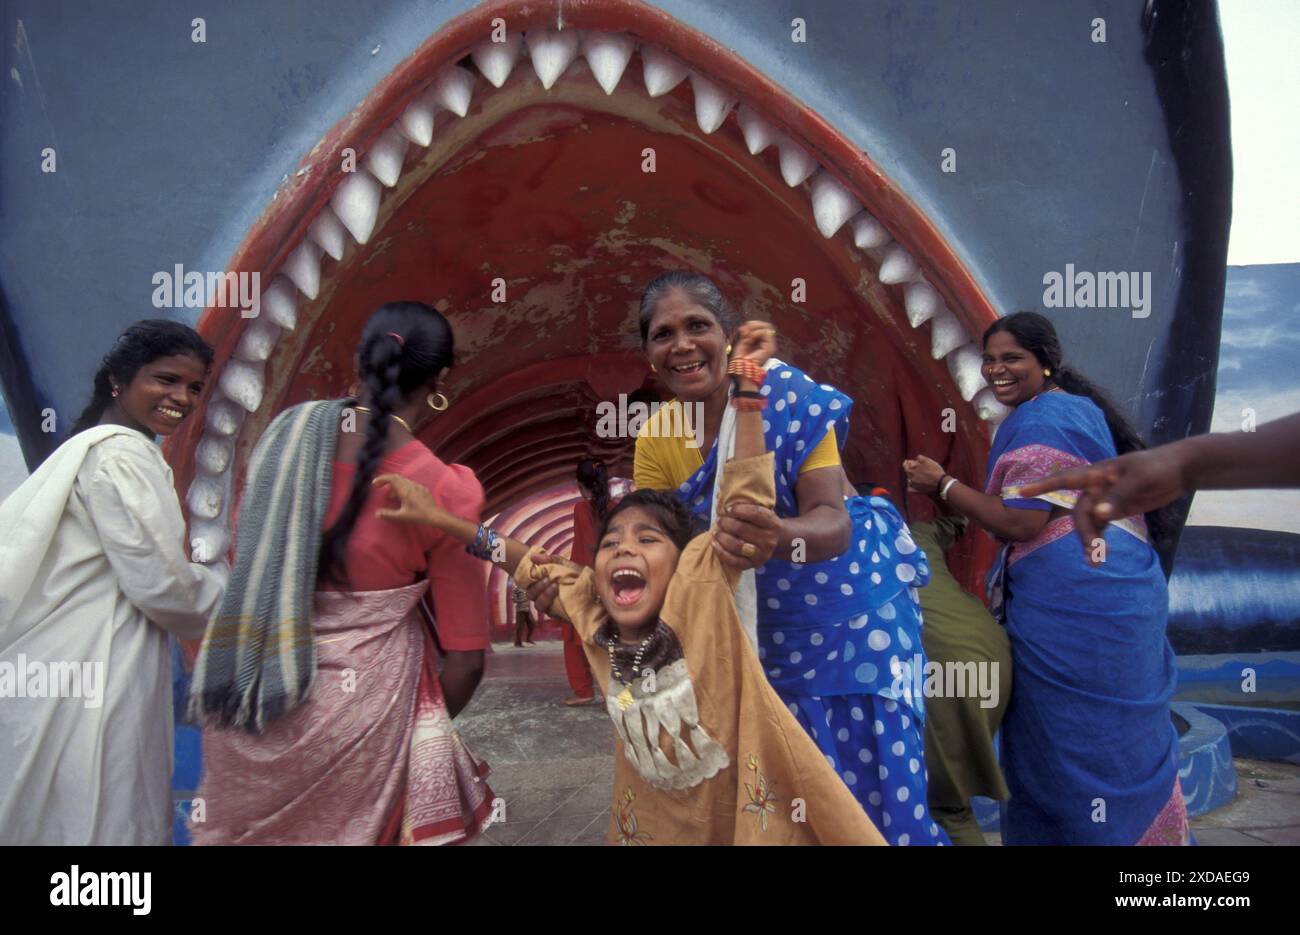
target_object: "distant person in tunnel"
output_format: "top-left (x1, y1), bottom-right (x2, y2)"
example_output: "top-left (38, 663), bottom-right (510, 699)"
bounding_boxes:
top-left (527, 270), bottom-right (948, 845)
top-left (903, 311), bottom-right (1187, 845)
top-left (0, 320), bottom-right (229, 844)
top-left (188, 301), bottom-right (494, 845)
top-left (374, 321), bottom-right (885, 844)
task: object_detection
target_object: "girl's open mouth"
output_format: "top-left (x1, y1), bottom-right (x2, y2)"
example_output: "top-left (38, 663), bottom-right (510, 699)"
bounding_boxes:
top-left (611, 567), bottom-right (647, 607)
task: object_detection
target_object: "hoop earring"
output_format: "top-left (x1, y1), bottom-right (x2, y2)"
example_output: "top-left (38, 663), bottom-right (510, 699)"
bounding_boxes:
top-left (427, 391), bottom-right (449, 412)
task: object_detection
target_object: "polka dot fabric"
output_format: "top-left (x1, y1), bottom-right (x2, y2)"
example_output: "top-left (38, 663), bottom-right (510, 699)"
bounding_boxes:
top-left (784, 692), bottom-right (949, 845)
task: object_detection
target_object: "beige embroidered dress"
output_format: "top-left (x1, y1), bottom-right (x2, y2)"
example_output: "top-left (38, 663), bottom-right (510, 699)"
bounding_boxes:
top-left (516, 452), bottom-right (885, 845)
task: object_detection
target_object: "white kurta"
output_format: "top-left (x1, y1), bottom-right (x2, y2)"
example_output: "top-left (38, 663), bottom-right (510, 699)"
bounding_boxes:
top-left (0, 426), bottom-right (227, 844)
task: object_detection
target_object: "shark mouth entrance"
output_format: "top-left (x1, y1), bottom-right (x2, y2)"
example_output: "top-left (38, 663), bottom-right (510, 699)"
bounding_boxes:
top-left (167, 1), bottom-right (1005, 588)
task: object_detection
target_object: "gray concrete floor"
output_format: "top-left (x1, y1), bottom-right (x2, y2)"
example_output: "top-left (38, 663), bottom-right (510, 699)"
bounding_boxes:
top-left (456, 641), bottom-right (1300, 846)
top-left (457, 642), bottom-right (614, 846)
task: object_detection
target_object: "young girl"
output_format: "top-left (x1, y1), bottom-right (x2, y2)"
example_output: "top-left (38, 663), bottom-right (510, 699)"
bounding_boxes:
top-left (377, 324), bottom-right (885, 845)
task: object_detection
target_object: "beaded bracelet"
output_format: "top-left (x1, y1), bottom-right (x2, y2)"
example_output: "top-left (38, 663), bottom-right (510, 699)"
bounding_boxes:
top-left (465, 525), bottom-right (501, 560)
top-left (727, 358), bottom-right (767, 386)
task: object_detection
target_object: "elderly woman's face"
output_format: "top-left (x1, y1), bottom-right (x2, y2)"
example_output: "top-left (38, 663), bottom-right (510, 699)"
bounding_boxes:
top-left (643, 290), bottom-right (729, 402)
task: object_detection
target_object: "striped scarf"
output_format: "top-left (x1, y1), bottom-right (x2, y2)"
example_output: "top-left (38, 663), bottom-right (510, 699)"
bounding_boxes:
top-left (188, 399), bottom-right (346, 732)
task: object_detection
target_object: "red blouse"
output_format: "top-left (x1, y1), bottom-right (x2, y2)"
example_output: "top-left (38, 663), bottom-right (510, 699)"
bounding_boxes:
top-left (323, 440), bottom-right (489, 651)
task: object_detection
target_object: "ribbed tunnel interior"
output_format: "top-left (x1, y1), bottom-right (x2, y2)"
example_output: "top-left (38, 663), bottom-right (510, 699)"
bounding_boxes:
top-left (168, 10), bottom-right (1003, 635)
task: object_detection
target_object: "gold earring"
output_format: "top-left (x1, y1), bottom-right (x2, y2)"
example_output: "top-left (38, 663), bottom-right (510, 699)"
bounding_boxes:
top-left (427, 391), bottom-right (449, 412)
top-left (725, 344), bottom-right (733, 355)
top-left (649, 363), bottom-right (656, 372)
top-left (1044, 369), bottom-right (1052, 377)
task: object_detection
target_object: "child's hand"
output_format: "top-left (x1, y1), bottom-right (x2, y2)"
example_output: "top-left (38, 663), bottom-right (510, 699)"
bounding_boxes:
top-left (732, 320), bottom-right (777, 364)
top-left (374, 473), bottom-right (445, 525)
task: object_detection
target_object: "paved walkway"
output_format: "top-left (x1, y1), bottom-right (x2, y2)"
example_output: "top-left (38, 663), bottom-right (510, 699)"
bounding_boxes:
top-left (456, 642), bottom-right (1300, 846)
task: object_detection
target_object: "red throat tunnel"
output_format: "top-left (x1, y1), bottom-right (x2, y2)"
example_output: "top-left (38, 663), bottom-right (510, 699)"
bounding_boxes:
top-left (167, 3), bottom-right (1004, 636)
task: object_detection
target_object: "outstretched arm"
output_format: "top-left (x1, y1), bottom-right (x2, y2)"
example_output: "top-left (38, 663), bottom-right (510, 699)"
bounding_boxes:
top-left (1017, 412), bottom-right (1300, 546)
top-left (903, 453), bottom-right (1053, 542)
top-left (373, 474), bottom-right (532, 575)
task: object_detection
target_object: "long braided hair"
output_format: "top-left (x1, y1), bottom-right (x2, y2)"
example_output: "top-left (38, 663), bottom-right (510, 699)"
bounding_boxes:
top-left (576, 457), bottom-right (612, 521)
top-left (983, 311), bottom-right (1174, 547)
top-left (71, 320), bottom-right (213, 435)
top-left (318, 301), bottom-right (453, 584)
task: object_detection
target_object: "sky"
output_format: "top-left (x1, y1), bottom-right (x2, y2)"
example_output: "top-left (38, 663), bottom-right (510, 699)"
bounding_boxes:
top-left (1220, 0), bottom-right (1300, 265)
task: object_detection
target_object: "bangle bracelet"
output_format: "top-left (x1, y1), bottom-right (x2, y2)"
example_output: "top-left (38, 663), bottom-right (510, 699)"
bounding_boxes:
top-left (727, 358), bottom-right (767, 385)
top-left (939, 476), bottom-right (959, 501)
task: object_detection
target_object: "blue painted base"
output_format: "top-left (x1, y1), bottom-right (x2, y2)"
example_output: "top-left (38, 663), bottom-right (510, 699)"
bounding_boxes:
top-left (1186, 702), bottom-right (1300, 764)
top-left (1173, 703), bottom-right (1238, 816)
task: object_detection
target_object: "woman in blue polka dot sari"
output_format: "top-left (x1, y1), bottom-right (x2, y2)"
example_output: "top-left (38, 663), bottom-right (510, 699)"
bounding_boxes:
top-left (629, 272), bottom-right (949, 846)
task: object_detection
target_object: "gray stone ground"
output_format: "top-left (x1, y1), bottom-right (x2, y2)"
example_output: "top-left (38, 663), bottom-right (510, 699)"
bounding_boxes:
top-left (456, 642), bottom-right (1300, 846)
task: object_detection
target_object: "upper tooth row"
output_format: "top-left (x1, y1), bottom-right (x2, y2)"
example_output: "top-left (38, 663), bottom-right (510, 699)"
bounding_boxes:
top-left (187, 28), bottom-right (1005, 563)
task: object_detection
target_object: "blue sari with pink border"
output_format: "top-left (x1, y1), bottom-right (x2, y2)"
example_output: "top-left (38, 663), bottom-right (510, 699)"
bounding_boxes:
top-left (985, 390), bottom-right (1187, 845)
top-left (673, 360), bottom-right (949, 845)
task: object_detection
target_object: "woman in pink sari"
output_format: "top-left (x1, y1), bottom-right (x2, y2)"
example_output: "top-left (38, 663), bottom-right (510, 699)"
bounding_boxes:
top-left (189, 301), bottom-right (494, 845)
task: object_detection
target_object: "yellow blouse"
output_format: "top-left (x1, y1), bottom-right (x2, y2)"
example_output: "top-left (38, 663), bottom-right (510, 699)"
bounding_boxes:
top-left (633, 399), bottom-right (840, 491)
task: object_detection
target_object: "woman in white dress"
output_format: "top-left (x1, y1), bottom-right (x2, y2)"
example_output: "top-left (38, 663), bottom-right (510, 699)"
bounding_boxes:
top-left (0, 320), bottom-right (228, 844)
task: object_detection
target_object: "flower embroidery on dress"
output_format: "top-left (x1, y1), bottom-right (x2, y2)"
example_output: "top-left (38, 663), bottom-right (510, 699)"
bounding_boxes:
top-left (614, 788), bottom-right (652, 846)
top-left (741, 753), bottom-right (779, 832)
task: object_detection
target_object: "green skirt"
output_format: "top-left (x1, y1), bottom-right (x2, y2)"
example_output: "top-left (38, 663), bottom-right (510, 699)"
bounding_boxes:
top-left (913, 518), bottom-right (1012, 823)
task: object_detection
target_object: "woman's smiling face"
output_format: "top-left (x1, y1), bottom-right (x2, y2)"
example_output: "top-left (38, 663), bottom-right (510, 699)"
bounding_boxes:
top-left (111, 353), bottom-right (209, 436)
top-left (593, 506), bottom-right (681, 632)
top-left (643, 288), bottom-right (730, 402)
top-left (981, 330), bottom-right (1047, 408)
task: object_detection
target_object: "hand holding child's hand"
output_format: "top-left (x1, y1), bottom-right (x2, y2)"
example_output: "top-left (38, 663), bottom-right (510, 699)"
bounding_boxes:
top-left (732, 320), bottom-right (777, 364)
top-left (374, 473), bottom-right (444, 525)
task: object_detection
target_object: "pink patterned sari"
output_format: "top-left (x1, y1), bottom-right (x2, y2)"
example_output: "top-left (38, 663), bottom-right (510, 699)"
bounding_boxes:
top-left (191, 581), bottom-right (493, 845)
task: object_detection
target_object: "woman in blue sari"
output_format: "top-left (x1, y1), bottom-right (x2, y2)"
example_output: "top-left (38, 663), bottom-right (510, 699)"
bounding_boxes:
top-left (904, 312), bottom-right (1187, 845)
top-left (625, 271), bottom-right (947, 845)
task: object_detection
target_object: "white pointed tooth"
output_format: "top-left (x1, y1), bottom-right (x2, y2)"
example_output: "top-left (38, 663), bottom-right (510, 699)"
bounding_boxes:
top-left (690, 73), bottom-right (735, 134)
top-left (233, 317), bottom-right (281, 363)
top-left (471, 33), bottom-right (522, 88)
top-left (196, 435), bottom-right (235, 474)
top-left (930, 309), bottom-right (970, 359)
top-left (879, 244), bottom-right (921, 285)
top-left (809, 171), bottom-right (861, 238)
top-left (851, 213), bottom-right (891, 249)
top-left (973, 387), bottom-right (1011, 423)
top-left (308, 206), bottom-right (348, 261)
top-left (262, 276), bottom-right (298, 330)
top-left (204, 397), bottom-right (245, 437)
top-left (363, 127), bottom-right (408, 188)
top-left (946, 344), bottom-right (986, 402)
top-left (432, 65), bottom-right (476, 117)
top-left (526, 29), bottom-right (579, 90)
top-left (640, 45), bottom-right (689, 97)
top-left (331, 170), bottom-right (382, 245)
top-left (187, 475), bottom-right (224, 521)
top-left (778, 137), bottom-right (818, 187)
top-left (736, 105), bottom-right (776, 155)
top-left (282, 240), bottom-right (321, 300)
top-left (582, 31), bottom-right (634, 95)
top-left (397, 90), bottom-right (437, 146)
top-left (218, 359), bottom-right (266, 413)
top-left (189, 519), bottom-right (230, 564)
top-left (903, 280), bottom-right (941, 327)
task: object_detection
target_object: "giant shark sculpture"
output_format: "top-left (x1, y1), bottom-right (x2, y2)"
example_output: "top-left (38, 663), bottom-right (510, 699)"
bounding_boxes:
top-left (0, 0), bottom-right (1231, 603)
